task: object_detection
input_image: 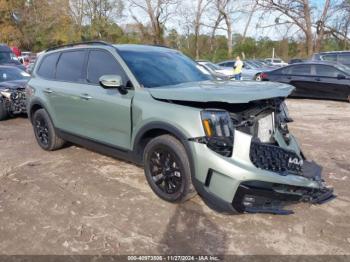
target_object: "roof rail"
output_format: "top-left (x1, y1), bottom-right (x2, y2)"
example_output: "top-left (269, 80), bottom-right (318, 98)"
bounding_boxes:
top-left (46, 41), bottom-right (112, 52)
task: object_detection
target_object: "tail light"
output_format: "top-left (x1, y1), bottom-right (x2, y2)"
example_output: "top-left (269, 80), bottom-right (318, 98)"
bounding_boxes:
top-left (260, 72), bottom-right (269, 80)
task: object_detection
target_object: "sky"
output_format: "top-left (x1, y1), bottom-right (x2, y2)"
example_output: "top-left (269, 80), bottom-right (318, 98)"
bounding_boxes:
top-left (123, 0), bottom-right (334, 41)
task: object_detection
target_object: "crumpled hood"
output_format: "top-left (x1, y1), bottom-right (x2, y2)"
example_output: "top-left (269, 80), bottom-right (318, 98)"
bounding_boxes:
top-left (0, 80), bottom-right (28, 90)
top-left (148, 80), bottom-right (295, 103)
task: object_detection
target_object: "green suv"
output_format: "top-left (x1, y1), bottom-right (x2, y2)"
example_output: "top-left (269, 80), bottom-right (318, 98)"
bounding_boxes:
top-left (26, 41), bottom-right (335, 214)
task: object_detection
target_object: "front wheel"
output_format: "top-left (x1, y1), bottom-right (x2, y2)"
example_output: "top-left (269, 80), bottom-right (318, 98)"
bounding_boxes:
top-left (143, 135), bottom-right (195, 202)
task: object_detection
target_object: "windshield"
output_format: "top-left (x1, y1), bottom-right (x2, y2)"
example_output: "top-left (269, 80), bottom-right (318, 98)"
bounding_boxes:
top-left (245, 61), bottom-right (260, 69)
top-left (119, 50), bottom-right (212, 88)
top-left (205, 62), bottom-right (221, 71)
top-left (0, 67), bottom-right (30, 82)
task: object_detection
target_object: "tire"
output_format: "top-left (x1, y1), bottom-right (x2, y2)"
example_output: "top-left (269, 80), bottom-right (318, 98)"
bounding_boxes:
top-left (255, 73), bottom-right (262, 81)
top-left (143, 135), bottom-right (195, 203)
top-left (32, 109), bottom-right (65, 151)
top-left (0, 97), bottom-right (9, 121)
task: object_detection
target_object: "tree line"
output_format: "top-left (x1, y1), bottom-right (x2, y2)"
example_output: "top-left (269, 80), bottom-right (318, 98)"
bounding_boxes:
top-left (0, 0), bottom-right (349, 62)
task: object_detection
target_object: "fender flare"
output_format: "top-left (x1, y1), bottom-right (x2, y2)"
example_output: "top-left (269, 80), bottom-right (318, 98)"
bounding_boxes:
top-left (27, 97), bottom-right (48, 122)
top-left (132, 121), bottom-right (196, 177)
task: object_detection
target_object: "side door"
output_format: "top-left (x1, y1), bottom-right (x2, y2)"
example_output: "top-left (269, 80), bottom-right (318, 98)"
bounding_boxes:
top-left (268, 66), bottom-right (291, 83)
top-left (287, 64), bottom-right (314, 97)
top-left (313, 64), bottom-right (349, 100)
top-left (44, 50), bottom-right (89, 132)
top-left (70, 49), bottom-right (134, 150)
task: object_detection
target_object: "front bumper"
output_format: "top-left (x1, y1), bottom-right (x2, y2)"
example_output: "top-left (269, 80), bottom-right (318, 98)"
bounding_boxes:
top-left (189, 130), bottom-right (335, 214)
top-left (0, 89), bottom-right (27, 115)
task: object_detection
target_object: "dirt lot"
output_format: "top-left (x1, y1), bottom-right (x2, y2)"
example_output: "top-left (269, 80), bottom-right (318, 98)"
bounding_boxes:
top-left (0, 99), bottom-right (349, 255)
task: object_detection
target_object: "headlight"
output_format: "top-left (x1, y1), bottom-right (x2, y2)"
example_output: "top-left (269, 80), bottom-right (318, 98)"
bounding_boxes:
top-left (0, 89), bottom-right (12, 99)
top-left (277, 101), bottom-right (293, 145)
top-left (200, 110), bottom-right (234, 157)
top-left (201, 110), bottom-right (234, 137)
top-left (279, 101), bottom-right (293, 123)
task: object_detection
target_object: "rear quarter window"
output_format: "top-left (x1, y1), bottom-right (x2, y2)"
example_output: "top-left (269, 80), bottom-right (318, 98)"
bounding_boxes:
top-left (37, 53), bottom-right (60, 79)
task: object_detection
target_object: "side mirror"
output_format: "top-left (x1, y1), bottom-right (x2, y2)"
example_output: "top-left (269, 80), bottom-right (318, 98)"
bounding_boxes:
top-left (99, 75), bottom-right (128, 94)
top-left (337, 74), bottom-right (346, 80)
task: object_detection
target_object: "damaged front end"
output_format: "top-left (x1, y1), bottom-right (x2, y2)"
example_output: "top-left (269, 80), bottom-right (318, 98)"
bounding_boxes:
top-left (0, 88), bottom-right (27, 115)
top-left (187, 98), bottom-right (335, 214)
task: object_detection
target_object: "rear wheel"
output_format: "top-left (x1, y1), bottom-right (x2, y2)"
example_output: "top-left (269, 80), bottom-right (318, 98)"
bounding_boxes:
top-left (143, 135), bottom-right (195, 202)
top-left (0, 97), bottom-right (9, 121)
top-left (32, 109), bottom-right (65, 151)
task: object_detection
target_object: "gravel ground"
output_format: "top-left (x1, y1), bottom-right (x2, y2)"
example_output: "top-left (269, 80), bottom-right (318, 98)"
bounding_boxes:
top-left (0, 99), bottom-right (349, 255)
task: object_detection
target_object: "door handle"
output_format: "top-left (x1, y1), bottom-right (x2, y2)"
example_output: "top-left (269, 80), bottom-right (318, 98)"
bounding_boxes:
top-left (315, 77), bottom-right (321, 81)
top-left (79, 94), bottom-right (92, 100)
top-left (43, 88), bottom-right (53, 94)
top-left (287, 76), bottom-right (292, 80)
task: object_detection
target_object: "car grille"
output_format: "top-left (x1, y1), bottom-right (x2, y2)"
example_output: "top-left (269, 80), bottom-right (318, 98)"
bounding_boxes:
top-left (250, 141), bottom-right (302, 174)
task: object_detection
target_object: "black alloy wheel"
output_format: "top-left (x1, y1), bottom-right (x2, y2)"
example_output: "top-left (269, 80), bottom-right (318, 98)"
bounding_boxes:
top-left (35, 116), bottom-right (49, 146)
top-left (149, 145), bottom-right (183, 194)
top-left (32, 109), bottom-right (65, 151)
top-left (143, 135), bottom-right (194, 202)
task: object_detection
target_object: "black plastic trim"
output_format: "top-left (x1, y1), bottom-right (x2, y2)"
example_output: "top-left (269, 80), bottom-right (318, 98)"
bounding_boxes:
top-left (56, 129), bottom-right (140, 165)
top-left (46, 41), bottom-right (112, 52)
top-left (232, 180), bottom-right (335, 215)
top-left (193, 179), bottom-right (238, 214)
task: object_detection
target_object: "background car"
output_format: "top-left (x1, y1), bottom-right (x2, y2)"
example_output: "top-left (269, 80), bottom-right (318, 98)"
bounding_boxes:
top-left (217, 59), bottom-right (274, 80)
top-left (0, 44), bottom-right (26, 71)
top-left (260, 61), bottom-right (350, 102)
top-left (196, 62), bottom-right (232, 80)
top-left (264, 58), bottom-right (288, 67)
top-left (197, 60), bottom-right (233, 77)
top-left (0, 66), bottom-right (30, 120)
top-left (197, 61), bottom-right (233, 80)
top-left (312, 51), bottom-right (350, 67)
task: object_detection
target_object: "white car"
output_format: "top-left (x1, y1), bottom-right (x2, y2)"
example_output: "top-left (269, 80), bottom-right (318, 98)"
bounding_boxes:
top-left (265, 58), bottom-right (288, 67)
top-left (197, 61), bottom-right (233, 77)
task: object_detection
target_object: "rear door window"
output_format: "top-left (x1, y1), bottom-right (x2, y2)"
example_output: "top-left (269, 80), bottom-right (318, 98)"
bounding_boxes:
top-left (285, 65), bottom-right (311, 75)
top-left (37, 53), bottom-right (60, 79)
top-left (315, 65), bottom-right (340, 78)
top-left (86, 50), bottom-right (126, 85)
top-left (56, 50), bottom-right (86, 82)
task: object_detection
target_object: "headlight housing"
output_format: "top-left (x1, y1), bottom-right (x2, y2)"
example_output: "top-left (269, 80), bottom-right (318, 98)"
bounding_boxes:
top-left (277, 101), bottom-right (293, 144)
top-left (279, 101), bottom-right (293, 123)
top-left (200, 110), bottom-right (234, 157)
top-left (201, 110), bottom-right (234, 137)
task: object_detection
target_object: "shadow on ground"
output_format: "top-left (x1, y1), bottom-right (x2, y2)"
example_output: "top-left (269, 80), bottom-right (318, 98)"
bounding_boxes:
top-left (158, 201), bottom-right (227, 254)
